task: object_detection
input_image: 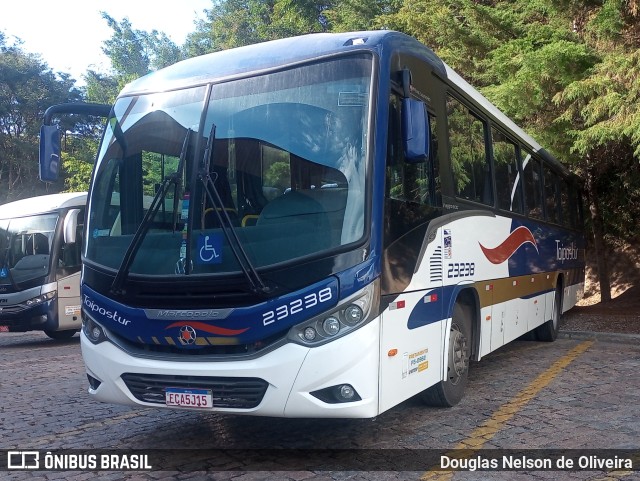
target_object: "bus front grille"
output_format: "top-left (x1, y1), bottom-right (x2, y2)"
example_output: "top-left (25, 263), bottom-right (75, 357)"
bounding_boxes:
top-left (121, 373), bottom-right (268, 409)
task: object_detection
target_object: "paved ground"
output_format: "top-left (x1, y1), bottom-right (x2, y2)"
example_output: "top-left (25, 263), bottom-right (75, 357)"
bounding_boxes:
top-left (1, 329), bottom-right (639, 480)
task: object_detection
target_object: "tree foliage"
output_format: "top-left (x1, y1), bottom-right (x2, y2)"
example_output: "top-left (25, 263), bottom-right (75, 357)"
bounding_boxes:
top-left (185, 0), bottom-right (333, 53)
top-left (0, 38), bottom-right (83, 202)
top-left (381, 0), bottom-right (640, 299)
top-left (2, 0), bottom-right (640, 299)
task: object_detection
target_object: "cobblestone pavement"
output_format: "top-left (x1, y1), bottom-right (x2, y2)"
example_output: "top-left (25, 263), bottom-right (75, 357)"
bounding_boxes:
top-left (1, 331), bottom-right (639, 480)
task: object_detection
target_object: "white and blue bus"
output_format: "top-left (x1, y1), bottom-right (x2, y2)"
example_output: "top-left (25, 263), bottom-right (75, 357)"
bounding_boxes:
top-left (0, 192), bottom-right (86, 339)
top-left (40, 31), bottom-right (585, 416)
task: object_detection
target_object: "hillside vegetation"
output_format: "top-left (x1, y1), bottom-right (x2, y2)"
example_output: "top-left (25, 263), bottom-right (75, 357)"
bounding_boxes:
top-left (1, 1), bottom-right (639, 302)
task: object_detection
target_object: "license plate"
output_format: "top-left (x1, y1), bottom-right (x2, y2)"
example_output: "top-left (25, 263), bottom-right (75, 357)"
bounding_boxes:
top-left (165, 387), bottom-right (213, 409)
top-left (0, 326), bottom-right (9, 332)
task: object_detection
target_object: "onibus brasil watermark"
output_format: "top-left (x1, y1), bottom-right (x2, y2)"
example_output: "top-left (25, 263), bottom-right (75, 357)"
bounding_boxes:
top-left (5, 451), bottom-right (151, 470)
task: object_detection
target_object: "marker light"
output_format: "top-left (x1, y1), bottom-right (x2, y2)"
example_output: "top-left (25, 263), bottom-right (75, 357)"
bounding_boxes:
top-left (303, 327), bottom-right (317, 341)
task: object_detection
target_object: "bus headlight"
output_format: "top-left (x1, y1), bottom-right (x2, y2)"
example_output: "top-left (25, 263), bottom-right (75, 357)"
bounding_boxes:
top-left (82, 313), bottom-right (108, 345)
top-left (288, 280), bottom-right (377, 347)
top-left (343, 304), bottom-right (364, 326)
top-left (322, 317), bottom-right (340, 336)
top-left (24, 290), bottom-right (57, 307)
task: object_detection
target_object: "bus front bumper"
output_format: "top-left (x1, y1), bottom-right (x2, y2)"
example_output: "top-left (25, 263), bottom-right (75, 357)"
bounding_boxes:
top-left (0, 301), bottom-right (53, 332)
top-left (80, 319), bottom-right (380, 418)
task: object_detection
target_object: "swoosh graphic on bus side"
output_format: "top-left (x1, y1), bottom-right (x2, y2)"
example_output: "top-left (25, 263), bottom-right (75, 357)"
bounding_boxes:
top-left (479, 226), bottom-right (538, 264)
top-left (165, 321), bottom-right (249, 336)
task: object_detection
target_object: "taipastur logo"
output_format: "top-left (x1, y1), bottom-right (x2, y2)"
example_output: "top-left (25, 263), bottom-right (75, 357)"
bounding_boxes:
top-left (83, 295), bottom-right (131, 326)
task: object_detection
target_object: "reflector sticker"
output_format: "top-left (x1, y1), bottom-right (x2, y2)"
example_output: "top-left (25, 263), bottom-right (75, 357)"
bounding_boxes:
top-left (389, 300), bottom-right (406, 310)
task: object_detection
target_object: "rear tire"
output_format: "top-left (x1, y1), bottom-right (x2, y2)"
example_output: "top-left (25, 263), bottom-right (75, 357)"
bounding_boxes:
top-left (422, 302), bottom-right (472, 407)
top-left (535, 285), bottom-right (562, 342)
top-left (44, 329), bottom-right (78, 340)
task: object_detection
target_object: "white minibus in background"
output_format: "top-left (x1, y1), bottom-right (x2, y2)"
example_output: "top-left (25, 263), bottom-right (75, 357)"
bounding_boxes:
top-left (0, 192), bottom-right (86, 339)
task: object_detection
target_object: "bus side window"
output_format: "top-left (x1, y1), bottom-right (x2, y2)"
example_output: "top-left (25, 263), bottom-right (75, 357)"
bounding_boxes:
top-left (544, 165), bottom-right (560, 224)
top-left (560, 178), bottom-right (573, 228)
top-left (522, 150), bottom-right (544, 219)
top-left (492, 128), bottom-right (523, 214)
top-left (447, 95), bottom-right (493, 205)
top-left (387, 94), bottom-right (438, 206)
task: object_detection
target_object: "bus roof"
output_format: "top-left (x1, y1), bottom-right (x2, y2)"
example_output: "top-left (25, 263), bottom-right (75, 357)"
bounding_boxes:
top-left (120, 30), bottom-right (571, 178)
top-left (0, 192), bottom-right (87, 219)
top-left (120, 30), bottom-right (444, 95)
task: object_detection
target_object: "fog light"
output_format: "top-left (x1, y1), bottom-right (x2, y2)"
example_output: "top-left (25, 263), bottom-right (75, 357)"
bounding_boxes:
top-left (339, 384), bottom-right (355, 400)
top-left (303, 327), bottom-right (317, 341)
top-left (322, 317), bottom-right (340, 336)
top-left (310, 384), bottom-right (362, 404)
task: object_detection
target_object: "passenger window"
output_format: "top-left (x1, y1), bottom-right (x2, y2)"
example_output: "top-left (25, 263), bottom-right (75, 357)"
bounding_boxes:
top-left (560, 178), bottom-right (572, 227)
top-left (522, 151), bottom-right (543, 219)
top-left (544, 165), bottom-right (559, 224)
top-left (492, 128), bottom-right (523, 213)
top-left (447, 95), bottom-right (492, 205)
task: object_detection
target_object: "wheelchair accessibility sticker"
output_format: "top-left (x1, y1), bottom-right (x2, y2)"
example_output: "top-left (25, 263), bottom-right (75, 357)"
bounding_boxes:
top-left (197, 233), bottom-right (222, 264)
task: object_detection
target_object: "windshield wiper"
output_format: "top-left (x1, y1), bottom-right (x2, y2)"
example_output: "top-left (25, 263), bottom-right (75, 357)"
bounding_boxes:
top-left (110, 129), bottom-right (191, 295)
top-left (198, 124), bottom-right (271, 297)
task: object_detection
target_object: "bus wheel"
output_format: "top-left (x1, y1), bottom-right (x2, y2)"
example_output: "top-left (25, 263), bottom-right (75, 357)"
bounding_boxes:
top-left (535, 286), bottom-right (562, 342)
top-left (44, 329), bottom-right (78, 340)
top-left (422, 302), bottom-right (471, 407)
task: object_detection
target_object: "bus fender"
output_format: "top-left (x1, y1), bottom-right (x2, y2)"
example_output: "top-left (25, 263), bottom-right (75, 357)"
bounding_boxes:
top-left (443, 282), bottom-right (481, 362)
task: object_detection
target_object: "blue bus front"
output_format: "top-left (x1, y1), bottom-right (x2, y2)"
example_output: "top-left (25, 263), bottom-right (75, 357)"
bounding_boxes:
top-left (0, 212), bottom-right (59, 333)
top-left (80, 49), bottom-right (385, 416)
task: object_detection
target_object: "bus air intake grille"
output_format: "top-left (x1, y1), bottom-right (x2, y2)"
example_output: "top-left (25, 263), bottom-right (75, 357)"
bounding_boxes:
top-left (121, 373), bottom-right (268, 409)
top-left (430, 246), bottom-right (443, 282)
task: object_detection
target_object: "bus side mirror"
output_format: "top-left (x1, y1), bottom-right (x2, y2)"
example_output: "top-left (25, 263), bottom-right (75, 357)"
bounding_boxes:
top-left (402, 98), bottom-right (430, 163)
top-left (39, 125), bottom-right (61, 182)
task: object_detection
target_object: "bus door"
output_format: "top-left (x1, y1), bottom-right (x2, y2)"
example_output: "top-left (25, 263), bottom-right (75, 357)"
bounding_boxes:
top-left (379, 81), bottom-right (444, 411)
top-left (55, 208), bottom-right (84, 330)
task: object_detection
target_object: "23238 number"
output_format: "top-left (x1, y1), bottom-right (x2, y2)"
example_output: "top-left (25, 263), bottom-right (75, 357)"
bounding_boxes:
top-left (447, 262), bottom-right (475, 278)
top-left (263, 287), bottom-right (333, 326)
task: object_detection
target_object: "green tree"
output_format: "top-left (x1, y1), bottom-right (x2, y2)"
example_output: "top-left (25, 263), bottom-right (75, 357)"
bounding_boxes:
top-left (553, 1), bottom-right (640, 301)
top-left (324, 0), bottom-right (401, 31)
top-left (98, 13), bottom-right (185, 90)
top-left (101, 13), bottom-right (151, 81)
top-left (70, 15), bottom-right (188, 192)
top-left (0, 38), bottom-right (83, 202)
top-left (383, 0), bottom-right (640, 301)
top-left (185, 0), bottom-right (333, 53)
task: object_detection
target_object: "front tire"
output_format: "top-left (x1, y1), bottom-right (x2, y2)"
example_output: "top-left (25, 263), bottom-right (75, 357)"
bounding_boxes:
top-left (422, 302), bottom-right (472, 407)
top-left (44, 329), bottom-right (78, 340)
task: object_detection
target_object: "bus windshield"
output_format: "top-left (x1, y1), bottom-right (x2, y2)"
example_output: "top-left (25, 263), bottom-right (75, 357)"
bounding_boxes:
top-left (86, 54), bottom-right (372, 279)
top-left (0, 213), bottom-right (57, 285)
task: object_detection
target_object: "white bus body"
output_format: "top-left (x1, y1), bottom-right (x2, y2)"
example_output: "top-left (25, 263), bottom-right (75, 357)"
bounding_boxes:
top-left (47, 31), bottom-right (586, 417)
top-left (0, 192), bottom-right (87, 339)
